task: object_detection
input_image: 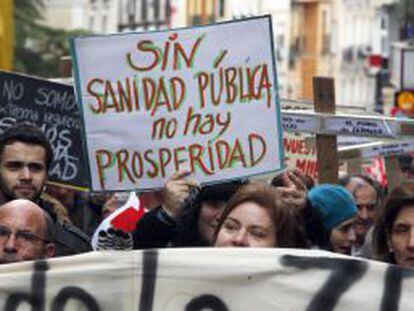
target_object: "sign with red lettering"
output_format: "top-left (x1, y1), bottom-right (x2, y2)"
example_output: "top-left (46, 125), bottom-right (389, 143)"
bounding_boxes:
top-left (71, 16), bottom-right (284, 191)
top-left (284, 133), bottom-right (318, 179)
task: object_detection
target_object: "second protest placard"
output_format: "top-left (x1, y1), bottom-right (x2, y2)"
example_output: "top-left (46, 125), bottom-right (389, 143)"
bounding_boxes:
top-left (71, 16), bottom-right (284, 191)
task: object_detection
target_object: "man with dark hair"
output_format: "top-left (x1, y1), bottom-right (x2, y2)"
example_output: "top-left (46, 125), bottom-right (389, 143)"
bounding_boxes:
top-left (0, 199), bottom-right (55, 264)
top-left (0, 122), bottom-right (53, 203)
top-left (0, 122), bottom-right (91, 256)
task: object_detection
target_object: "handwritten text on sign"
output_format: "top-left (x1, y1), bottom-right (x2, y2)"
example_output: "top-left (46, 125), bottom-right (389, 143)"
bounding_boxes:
top-left (284, 133), bottom-right (317, 179)
top-left (0, 71), bottom-right (88, 188)
top-left (362, 141), bottom-right (414, 158)
top-left (71, 16), bottom-right (283, 191)
top-left (325, 116), bottom-right (398, 137)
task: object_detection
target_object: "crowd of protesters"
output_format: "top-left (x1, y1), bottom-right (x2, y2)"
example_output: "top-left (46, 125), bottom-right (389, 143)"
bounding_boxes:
top-left (1, 122), bottom-right (414, 271)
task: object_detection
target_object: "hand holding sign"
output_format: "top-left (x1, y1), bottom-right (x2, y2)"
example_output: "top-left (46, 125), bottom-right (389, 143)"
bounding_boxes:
top-left (162, 169), bottom-right (199, 219)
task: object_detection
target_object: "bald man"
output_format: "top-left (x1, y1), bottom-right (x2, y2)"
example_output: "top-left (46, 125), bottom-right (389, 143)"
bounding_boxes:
top-left (0, 199), bottom-right (55, 264)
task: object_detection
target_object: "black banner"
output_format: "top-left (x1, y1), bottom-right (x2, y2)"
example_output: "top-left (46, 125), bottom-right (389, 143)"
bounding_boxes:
top-left (0, 71), bottom-right (89, 189)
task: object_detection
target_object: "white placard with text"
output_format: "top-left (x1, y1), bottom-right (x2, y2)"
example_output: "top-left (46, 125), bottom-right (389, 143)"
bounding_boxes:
top-left (71, 16), bottom-right (283, 191)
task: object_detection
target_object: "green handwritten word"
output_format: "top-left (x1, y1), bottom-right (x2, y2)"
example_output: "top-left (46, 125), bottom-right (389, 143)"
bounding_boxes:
top-left (86, 76), bottom-right (186, 116)
top-left (126, 33), bottom-right (206, 72)
top-left (95, 133), bottom-right (266, 189)
top-left (194, 64), bottom-right (272, 109)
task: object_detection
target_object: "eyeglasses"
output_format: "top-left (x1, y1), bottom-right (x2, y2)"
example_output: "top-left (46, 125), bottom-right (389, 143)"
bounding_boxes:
top-left (0, 225), bottom-right (48, 246)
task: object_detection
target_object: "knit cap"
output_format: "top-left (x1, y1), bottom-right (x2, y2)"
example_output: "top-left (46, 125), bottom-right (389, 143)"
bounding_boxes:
top-left (308, 184), bottom-right (357, 231)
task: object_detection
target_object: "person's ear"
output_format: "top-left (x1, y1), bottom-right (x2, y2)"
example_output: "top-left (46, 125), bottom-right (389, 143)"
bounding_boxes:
top-left (44, 242), bottom-right (55, 258)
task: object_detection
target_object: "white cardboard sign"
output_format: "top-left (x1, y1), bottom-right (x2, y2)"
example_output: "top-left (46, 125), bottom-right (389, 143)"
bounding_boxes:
top-left (362, 141), bottom-right (414, 158)
top-left (284, 133), bottom-right (318, 179)
top-left (282, 113), bottom-right (317, 133)
top-left (71, 16), bottom-right (283, 191)
top-left (325, 116), bottom-right (398, 138)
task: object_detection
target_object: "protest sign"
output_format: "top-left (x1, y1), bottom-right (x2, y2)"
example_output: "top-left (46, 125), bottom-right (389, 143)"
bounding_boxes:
top-left (284, 132), bottom-right (318, 179)
top-left (0, 248), bottom-right (413, 310)
top-left (71, 16), bottom-right (284, 191)
top-left (0, 71), bottom-right (88, 189)
top-left (325, 116), bottom-right (399, 137)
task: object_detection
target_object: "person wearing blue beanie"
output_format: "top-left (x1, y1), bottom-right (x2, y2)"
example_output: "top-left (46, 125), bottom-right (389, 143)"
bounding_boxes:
top-left (307, 184), bottom-right (358, 255)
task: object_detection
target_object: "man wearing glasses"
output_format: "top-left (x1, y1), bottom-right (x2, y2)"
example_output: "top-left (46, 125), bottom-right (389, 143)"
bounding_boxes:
top-left (0, 199), bottom-right (55, 263)
top-left (0, 122), bottom-right (91, 256)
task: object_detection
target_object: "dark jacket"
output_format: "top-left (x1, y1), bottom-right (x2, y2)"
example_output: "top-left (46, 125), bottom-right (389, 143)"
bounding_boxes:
top-left (133, 181), bottom-right (244, 249)
top-left (133, 207), bottom-right (178, 249)
top-left (133, 205), bottom-right (209, 249)
top-left (40, 198), bottom-right (92, 256)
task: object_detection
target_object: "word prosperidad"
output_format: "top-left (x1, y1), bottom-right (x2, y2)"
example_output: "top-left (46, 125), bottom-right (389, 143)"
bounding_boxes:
top-left (95, 133), bottom-right (267, 189)
top-left (86, 64), bottom-right (272, 116)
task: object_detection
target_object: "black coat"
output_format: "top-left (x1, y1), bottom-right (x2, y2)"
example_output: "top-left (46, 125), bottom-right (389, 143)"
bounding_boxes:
top-left (133, 205), bottom-right (206, 249)
top-left (41, 199), bottom-right (92, 256)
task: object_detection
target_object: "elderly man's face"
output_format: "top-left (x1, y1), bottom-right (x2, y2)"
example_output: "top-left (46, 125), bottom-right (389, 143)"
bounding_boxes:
top-left (353, 185), bottom-right (378, 239)
top-left (0, 200), bottom-right (54, 264)
top-left (345, 178), bottom-right (378, 244)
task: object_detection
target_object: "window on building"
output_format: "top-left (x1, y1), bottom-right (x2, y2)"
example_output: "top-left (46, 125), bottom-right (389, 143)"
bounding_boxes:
top-left (289, 36), bottom-right (303, 69)
top-left (218, 0), bottom-right (225, 17)
top-left (89, 15), bottom-right (95, 30)
top-left (276, 35), bottom-right (284, 61)
top-left (191, 15), bottom-right (202, 26)
top-left (381, 16), bottom-right (387, 30)
top-left (102, 15), bottom-right (107, 32)
top-left (321, 10), bottom-right (331, 55)
top-left (277, 35), bottom-right (284, 49)
top-left (127, 0), bottom-right (137, 24)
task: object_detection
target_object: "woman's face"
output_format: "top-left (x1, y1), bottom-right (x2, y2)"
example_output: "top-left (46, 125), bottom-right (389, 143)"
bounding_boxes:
top-left (215, 201), bottom-right (276, 248)
top-left (198, 200), bottom-right (226, 245)
top-left (329, 217), bottom-right (356, 255)
top-left (388, 205), bottom-right (414, 268)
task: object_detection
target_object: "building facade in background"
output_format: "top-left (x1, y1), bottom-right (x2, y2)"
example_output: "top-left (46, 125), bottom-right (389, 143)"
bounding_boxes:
top-left (333, 0), bottom-right (376, 110)
top-left (38, 0), bottom-right (404, 111)
top-left (221, 0), bottom-right (292, 99)
top-left (42, 0), bottom-right (89, 31)
top-left (117, 0), bottom-right (172, 31)
top-left (42, 0), bottom-right (176, 33)
top-left (288, 0), bottom-right (333, 101)
top-left (331, 0), bottom-right (396, 111)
